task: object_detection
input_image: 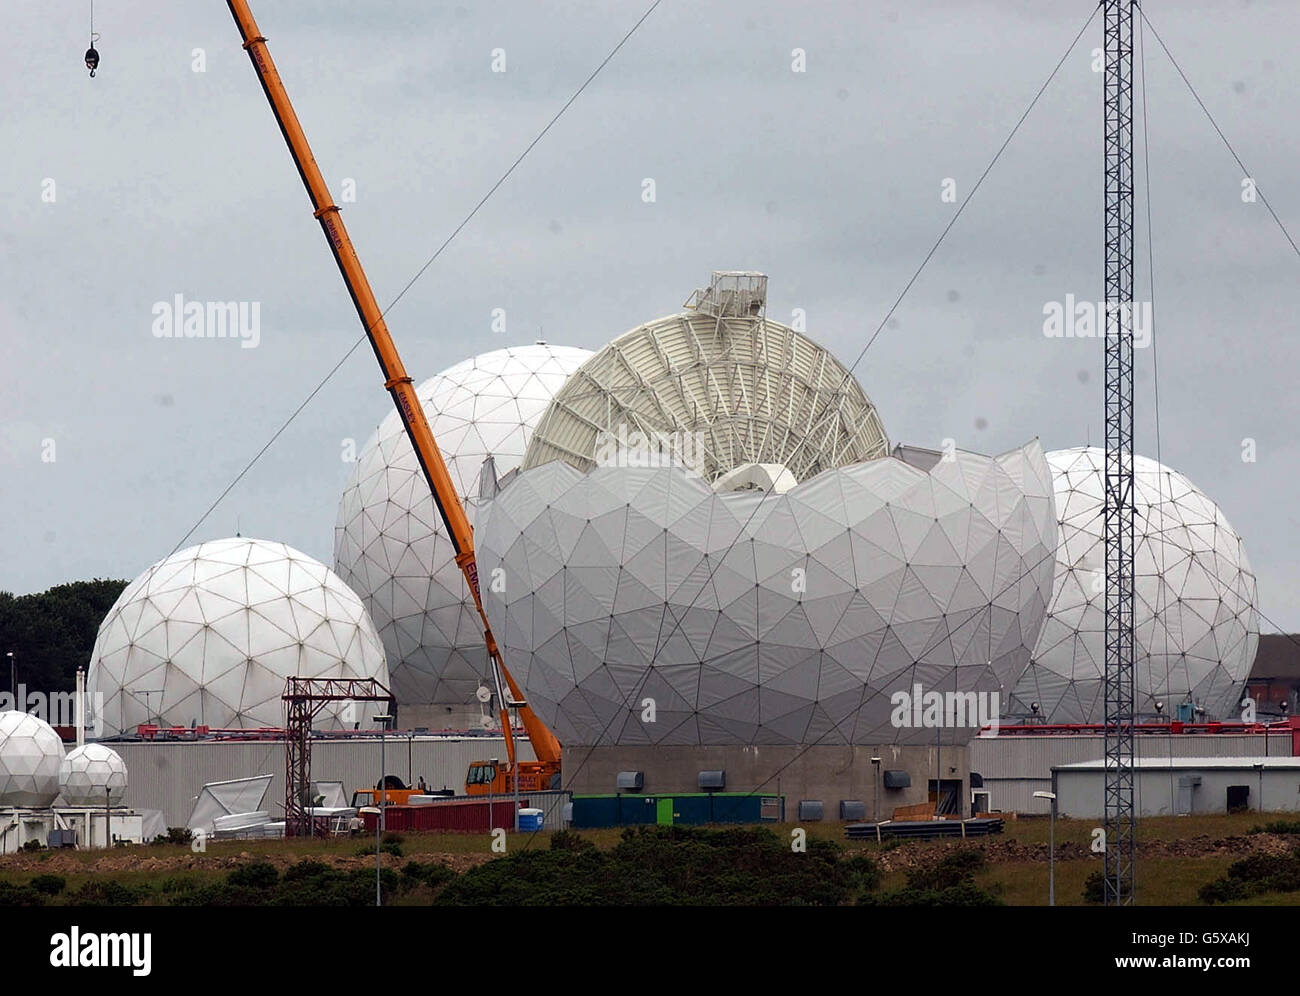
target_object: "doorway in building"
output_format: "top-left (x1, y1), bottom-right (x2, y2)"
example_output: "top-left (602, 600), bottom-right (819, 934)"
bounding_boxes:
top-left (1226, 785), bottom-right (1251, 813)
top-left (928, 779), bottom-right (963, 816)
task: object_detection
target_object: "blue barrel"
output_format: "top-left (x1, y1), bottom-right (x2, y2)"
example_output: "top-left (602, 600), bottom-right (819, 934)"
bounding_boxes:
top-left (518, 807), bottom-right (544, 831)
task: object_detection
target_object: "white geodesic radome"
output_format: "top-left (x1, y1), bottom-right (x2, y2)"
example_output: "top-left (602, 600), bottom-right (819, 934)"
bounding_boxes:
top-left (334, 343), bottom-right (592, 706)
top-left (521, 273), bottom-right (891, 485)
top-left (88, 537), bottom-right (388, 736)
top-left (477, 440), bottom-right (1057, 746)
top-left (59, 743), bottom-right (128, 807)
top-left (0, 712), bottom-right (65, 808)
top-left (1010, 447), bottom-right (1259, 723)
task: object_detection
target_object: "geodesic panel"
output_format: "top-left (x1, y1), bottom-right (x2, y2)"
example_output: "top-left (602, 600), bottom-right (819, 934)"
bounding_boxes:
top-left (88, 537), bottom-right (388, 736)
top-left (0, 712), bottom-right (65, 807)
top-left (477, 439), bottom-right (1056, 746)
top-left (1010, 447), bottom-right (1258, 722)
top-left (334, 343), bottom-right (591, 706)
top-left (59, 743), bottom-right (128, 807)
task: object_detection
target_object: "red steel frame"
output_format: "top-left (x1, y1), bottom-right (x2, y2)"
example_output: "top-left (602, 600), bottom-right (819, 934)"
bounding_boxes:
top-left (283, 677), bottom-right (394, 836)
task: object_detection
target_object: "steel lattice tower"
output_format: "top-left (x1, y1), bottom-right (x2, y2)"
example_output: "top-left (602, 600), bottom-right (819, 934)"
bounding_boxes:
top-left (1102, 0), bottom-right (1137, 905)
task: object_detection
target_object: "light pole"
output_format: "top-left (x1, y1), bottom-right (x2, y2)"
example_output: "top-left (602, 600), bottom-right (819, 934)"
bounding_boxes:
top-left (5, 652), bottom-right (14, 699)
top-left (1034, 790), bottom-right (1057, 907)
top-left (373, 712), bottom-right (392, 907)
top-left (870, 756), bottom-right (882, 822)
top-left (507, 698), bottom-right (526, 831)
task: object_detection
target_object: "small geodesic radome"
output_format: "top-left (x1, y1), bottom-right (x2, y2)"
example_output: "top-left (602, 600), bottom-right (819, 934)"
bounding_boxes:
top-left (59, 743), bottom-right (128, 807)
top-left (0, 711), bottom-right (66, 808)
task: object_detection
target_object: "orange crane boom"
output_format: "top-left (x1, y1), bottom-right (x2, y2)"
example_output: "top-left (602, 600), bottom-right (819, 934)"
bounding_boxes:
top-left (226, 0), bottom-right (560, 775)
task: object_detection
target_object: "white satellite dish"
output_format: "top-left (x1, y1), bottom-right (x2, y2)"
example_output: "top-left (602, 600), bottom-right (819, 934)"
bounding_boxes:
top-left (475, 685), bottom-right (492, 704)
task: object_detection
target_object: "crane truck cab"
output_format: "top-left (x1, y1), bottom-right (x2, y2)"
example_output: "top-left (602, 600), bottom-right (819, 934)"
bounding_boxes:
top-left (465, 758), bottom-right (561, 795)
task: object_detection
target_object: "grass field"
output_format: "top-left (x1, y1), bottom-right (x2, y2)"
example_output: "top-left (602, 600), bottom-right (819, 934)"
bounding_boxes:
top-left (1, 811), bottom-right (1297, 905)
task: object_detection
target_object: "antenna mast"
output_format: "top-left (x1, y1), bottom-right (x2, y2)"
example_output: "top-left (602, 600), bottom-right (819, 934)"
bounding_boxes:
top-left (1102, 0), bottom-right (1137, 906)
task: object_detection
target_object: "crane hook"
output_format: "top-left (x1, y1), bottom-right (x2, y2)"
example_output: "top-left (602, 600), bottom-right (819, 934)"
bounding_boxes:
top-left (85, 31), bottom-right (100, 77)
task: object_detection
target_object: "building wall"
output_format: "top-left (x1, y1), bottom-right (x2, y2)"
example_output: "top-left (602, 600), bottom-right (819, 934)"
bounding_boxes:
top-left (970, 733), bottom-right (1292, 814)
top-left (1056, 765), bottom-right (1300, 818)
top-left (562, 744), bottom-right (969, 820)
top-left (113, 736), bottom-right (535, 827)
top-left (396, 704), bottom-right (494, 732)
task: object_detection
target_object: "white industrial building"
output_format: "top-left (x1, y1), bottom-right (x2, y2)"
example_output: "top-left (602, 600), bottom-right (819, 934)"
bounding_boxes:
top-left (972, 729), bottom-right (1294, 814)
top-left (1053, 756), bottom-right (1300, 818)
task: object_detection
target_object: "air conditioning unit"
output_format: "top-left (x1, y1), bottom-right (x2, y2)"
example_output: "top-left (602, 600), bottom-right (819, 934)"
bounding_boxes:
top-left (698, 770), bottom-right (726, 791)
top-left (798, 800), bottom-right (824, 821)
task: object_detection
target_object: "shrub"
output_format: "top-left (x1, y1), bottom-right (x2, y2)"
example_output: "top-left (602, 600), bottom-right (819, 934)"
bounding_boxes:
top-left (282, 860), bottom-right (331, 883)
top-left (68, 880), bottom-right (146, 907)
top-left (1082, 869), bottom-right (1106, 904)
top-left (860, 881), bottom-right (1003, 907)
top-left (436, 824), bottom-right (868, 907)
top-left (549, 830), bottom-right (596, 854)
top-left (20, 840), bottom-right (44, 853)
top-left (842, 854), bottom-right (882, 893)
top-left (0, 882), bottom-right (47, 907)
top-left (1199, 853), bottom-right (1300, 904)
top-left (906, 849), bottom-right (988, 891)
top-left (1250, 820), bottom-right (1300, 836)
top-left (28, 874), bottom-right (66, 896)
top-left (227, 861), bottom-right (279, 890)
top-left (400, 861), bottom-right (457, 890)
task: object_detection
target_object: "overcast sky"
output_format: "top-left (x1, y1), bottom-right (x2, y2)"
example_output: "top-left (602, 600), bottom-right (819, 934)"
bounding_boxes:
top-left (2, 0), bottom-right (1297, 632)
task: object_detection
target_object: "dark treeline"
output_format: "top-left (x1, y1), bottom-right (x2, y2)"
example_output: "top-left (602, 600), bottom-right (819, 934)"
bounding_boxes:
top-left (0, 580), bottom-right (128, 695)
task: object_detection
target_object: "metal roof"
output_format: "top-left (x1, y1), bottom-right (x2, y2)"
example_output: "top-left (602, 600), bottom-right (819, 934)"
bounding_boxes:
top-left (1055, 756), bottom-right (1300, 771)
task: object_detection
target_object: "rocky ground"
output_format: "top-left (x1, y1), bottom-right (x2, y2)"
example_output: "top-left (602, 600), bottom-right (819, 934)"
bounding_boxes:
top-left (870, 832), bottom-right (1298, 873)
top-left (0, 847), bottom-right (493, 877)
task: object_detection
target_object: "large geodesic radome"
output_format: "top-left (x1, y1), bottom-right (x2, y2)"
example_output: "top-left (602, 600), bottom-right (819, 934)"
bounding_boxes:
top-left (0, 712), bottom-right (65, 808)
top-left (521, 272), bottom-right (890, 484)
top-left (477, 439), bottom-right (1057, 746)
top-left (334, 343), bottom-right (592, 706)
top-left (59, 743), bottom-right (128, 807)
top-left (88, 537), bottom-right (389, 736)
top-left (1010, 447), bottom-right (1258, 723)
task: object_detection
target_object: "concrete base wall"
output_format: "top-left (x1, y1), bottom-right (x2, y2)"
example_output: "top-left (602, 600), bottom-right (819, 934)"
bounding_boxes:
top-left (112, 736), bottom-right (534, 827)
top-left (563, 744), bottom-right (969, 820)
